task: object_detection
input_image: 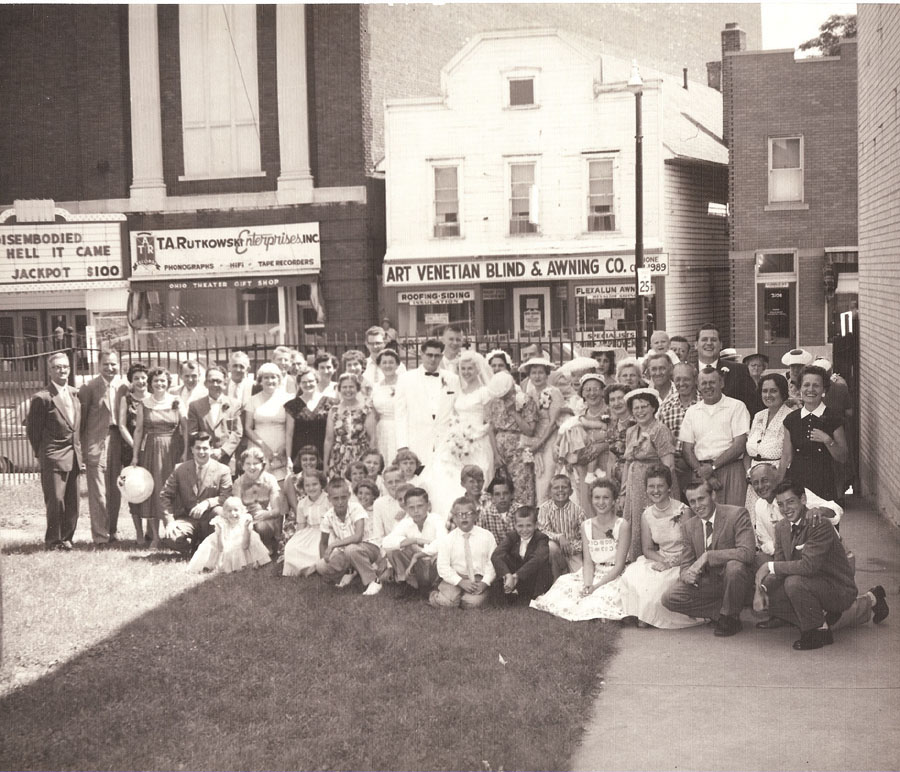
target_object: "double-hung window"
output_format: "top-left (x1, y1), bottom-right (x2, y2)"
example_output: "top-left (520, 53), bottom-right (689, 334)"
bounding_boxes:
top-left (179, 4), bottom-right (262, 180)
top-left (433, 166), bottom-right (460, 237)
top-left (768, 137), bottom-right (803, 203)
top-left (509, 162), bottom-right (537, 235)
top-left (587, 158), bottom-right (615, 231)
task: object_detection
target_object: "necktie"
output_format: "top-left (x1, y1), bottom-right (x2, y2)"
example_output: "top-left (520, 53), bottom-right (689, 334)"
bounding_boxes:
top-left (108, 381), bottom-right (118, 427)
top-left (463, 532), bottom-right (476, 581)
top-left (704, 520), bottom-right (713, 550)
top-left (791, 522), bottom-right (803, 547)
top-left (58, 387), bottom-right (73, 424)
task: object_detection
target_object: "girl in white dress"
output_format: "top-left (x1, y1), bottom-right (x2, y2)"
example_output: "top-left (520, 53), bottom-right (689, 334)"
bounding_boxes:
top-left (189, 497), bottom-right (271, 573)
top-left (283, 471), bottom-right (331, 576)
top-left (618, 465), bottom-right (704, 629)
top-left (419, 350), bottom-right (494, 520)
top-left (530, 479), bottom-right (630, 621)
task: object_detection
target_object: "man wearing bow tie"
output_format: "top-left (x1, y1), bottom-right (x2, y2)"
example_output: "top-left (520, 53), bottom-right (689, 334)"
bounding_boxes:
top-left (662, 480), bottom-right (755, 636)
top-left (755, 480), bottom-right (888, 650)
top-left (78, 349), bottom-right (126, 545)
top-left (26, 352), bottom-right (83, 550)
top-left (187, 365), bottom-right (243, 465)
top-left (160, 432), bottom-right (232, 556)
top-left (395, 339), bottom-right (460, 468)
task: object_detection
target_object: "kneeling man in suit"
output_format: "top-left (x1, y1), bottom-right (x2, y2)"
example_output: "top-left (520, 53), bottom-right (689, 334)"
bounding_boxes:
top-left (161, 432), bottom-right (233, 555)
top-left (755, 480), bottom-right (889, 650)
top-left (662, 480), bottom-right (755, 636)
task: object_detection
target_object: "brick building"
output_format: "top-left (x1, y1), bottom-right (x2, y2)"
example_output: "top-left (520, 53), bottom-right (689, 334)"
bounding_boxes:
top-left (382, 29), bottom-right (730, 345)
top-left (857, 5), bottom-right (900, 526)
top-left (0, 4), bottom-right (382, 347)
top-left (720, 24), bottom-right (858, 363)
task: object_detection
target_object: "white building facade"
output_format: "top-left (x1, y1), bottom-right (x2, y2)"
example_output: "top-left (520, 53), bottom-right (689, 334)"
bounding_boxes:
top-left (382, 29), bottom-right (731, 349)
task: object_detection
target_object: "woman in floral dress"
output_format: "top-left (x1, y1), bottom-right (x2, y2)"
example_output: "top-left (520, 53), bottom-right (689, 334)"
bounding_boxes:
top-left (487, 370), bottom-right (538, 505)
top-left (520, 358), bottom-right (564, 503)
top-left (621, 388), bottom-right (676, 562)
top-left (530, 479), bottom-right (630, 621)
top-left (323, 373), bottom-right (375, 480)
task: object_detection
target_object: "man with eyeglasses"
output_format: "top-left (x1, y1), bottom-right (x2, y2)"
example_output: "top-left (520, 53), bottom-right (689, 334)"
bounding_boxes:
top-left (26, 352), bottom-right (83, 550)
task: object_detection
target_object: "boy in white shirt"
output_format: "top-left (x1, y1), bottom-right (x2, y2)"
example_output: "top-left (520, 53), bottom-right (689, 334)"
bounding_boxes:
top-left (383, 487), bottom-right (447, 595)
top-left (315, 478), bottom-right (383, 595)
top-left (428, 497), bottom-right (497, 609)
top-left (372, 465), bottom-right (406, 540)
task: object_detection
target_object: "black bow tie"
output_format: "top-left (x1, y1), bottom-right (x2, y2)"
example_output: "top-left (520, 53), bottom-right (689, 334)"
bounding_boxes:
top-left (424, 371), bottom-right (439, 377)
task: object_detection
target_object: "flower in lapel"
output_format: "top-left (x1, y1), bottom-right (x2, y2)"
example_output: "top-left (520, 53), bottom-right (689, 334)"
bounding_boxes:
top-left (721, 366), bottom-right (730, 374)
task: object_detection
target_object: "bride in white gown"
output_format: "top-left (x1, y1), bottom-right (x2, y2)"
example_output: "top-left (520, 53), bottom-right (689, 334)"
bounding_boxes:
top-left (419, 349), bottom-right (495, 522)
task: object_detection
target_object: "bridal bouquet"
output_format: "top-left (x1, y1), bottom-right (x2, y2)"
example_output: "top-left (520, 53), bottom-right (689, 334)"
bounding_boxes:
top-left (447, 417), bottom-right (478, 464)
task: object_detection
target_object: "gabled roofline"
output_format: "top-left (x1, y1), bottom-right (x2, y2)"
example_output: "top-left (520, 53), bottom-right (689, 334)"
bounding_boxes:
top-left (440, 28), bottom-right (600, 95)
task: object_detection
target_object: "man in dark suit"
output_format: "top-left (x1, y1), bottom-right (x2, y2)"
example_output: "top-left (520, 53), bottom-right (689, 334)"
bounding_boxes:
top-left (755, 480), bottom-right (889, 650)
top-left (26, 352), bottom-right (82, 550)
top-left (491, 506), bottom-right (553, 605)
top-left (187, 365), bottom-right (243, 465)
top-left (78, 349), bottom-right (125, 545)
top-left (695, 323), bottom-right (762, 417)
top-left (160, 432), bottom-right (232, 556)
top-left (662, 480), bottom-right (755, 636)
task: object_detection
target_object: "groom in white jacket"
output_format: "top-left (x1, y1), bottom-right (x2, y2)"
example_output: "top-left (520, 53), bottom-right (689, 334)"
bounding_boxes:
top-left (395, 339), bottom-right (460, 469)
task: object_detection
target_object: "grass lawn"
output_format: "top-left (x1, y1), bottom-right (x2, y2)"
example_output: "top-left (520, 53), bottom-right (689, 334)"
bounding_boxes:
top-left (0, 479), bottom-right (620, 771)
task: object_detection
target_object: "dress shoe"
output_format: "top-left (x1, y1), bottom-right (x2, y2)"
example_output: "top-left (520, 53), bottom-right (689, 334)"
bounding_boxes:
top-left (792, 628), bottom-right (833, 650)
top-left (870, 585), bottom-right (889, 624)
top-left (755, 617), bottom-right (787, 629)
top-left (714, 615), bottom-right (742, 637)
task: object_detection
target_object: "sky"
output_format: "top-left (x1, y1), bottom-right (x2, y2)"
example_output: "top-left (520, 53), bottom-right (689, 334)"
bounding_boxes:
top-left (760, 1), bottom-right (857, 53)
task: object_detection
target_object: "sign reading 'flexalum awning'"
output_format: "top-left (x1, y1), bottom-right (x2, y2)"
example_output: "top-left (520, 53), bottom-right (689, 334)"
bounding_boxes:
top-left (130, 223), bottom-right (321, 281)
top-left (383, 254), bottom-right (668, 286)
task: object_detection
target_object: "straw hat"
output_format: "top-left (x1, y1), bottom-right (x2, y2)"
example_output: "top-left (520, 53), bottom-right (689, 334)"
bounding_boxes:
top-left (781, 349), bottom-right (814, 367)
top-left (519, 357), bottom-right (556, 374)
top-left (117, 466), bottom-right (154, 504)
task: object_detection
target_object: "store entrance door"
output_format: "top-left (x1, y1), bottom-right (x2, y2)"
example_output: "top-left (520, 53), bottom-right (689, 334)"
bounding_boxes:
top-left (757, 282), bottom-right (796, 364)
top-left (513, 288), bottom-right (550, 338)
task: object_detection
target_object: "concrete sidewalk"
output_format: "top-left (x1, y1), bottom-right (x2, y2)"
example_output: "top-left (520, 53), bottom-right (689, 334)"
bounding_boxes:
top-left (571, 496), bottom-right (900, 772)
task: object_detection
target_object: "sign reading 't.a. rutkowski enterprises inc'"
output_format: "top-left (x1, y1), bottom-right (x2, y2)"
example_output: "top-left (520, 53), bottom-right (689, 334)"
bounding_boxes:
top-left (130, 223), bottom-right (321, 281)
top-left (383, 254), bottom-right (668, 286)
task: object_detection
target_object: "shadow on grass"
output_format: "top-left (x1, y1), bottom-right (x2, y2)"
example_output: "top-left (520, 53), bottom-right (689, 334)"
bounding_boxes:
top-left (0, 571), bottom-right (620, 771)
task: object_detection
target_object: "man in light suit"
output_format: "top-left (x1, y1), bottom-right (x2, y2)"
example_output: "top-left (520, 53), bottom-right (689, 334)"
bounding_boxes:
top-left (160, 432), bottom-right (232, 556)
top-left (187, 365), bottom-right (243, 465)
top-left (170, 359), bottom-right (207, 416)
top-left (662, 480), bottom-right (756, 636)
top-left (226, 351), bottom-right (255, 408)
top-left (26, 352), bottom-right (82, 550)
top-left (395, 339), bottom-right (460, 468)
top-left (755, 480), bottom-right (888, 650)
top-left (78, 349), bottom-right (125, 545)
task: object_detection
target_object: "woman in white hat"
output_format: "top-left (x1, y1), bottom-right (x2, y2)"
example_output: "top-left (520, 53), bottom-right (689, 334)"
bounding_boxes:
top-left (519, 357), bottom-right (563, 502)
top-left (781, 348), bottom-right (814, 406)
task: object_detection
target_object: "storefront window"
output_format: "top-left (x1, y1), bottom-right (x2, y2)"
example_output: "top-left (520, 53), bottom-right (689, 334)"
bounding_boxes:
top-left (414, 302), bottom-right (475, 337)
top-left (575, 284), bottom-right (655, 348)
top-left (129, 287), bottom-right (280, 338)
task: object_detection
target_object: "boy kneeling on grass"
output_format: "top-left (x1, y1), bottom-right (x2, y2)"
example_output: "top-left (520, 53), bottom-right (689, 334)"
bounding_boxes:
top-left (382, 487), bottom-right (446, 596)
top-left (428, 497), bottom-right (497, 609)
top-left (490, 506), bottom-right (553, 605)
top-left (315, 477), bottom-right (384, 596)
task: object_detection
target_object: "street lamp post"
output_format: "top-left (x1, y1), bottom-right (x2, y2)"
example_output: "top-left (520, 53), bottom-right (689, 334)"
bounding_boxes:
top-left (627, 60), bottom-right (645, 357)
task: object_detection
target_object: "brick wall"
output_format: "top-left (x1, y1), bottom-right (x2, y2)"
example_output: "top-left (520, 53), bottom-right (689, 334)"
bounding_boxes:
top-left (308, 4), bottom-right (367, 188)
top-left (364, 3), bottom-right (761, 171)
top-left (0, 5), bottom-right (131, 202)
top-left (726, 44), bottom-right (858, 253)
top-left (857, 5), bottom-right (900, 526)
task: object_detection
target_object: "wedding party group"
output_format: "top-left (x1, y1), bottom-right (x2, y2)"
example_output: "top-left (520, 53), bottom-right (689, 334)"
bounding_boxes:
top-left (25, 321), bottom-right (887, 650)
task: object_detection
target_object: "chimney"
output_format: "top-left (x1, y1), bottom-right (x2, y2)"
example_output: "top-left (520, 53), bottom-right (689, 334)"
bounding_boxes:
top-left (706, 60), bottom-right (722, 91)
top-left (721, 23), bottom-right (745, 149)
top-left (683, 67), bottom-right (688, 90)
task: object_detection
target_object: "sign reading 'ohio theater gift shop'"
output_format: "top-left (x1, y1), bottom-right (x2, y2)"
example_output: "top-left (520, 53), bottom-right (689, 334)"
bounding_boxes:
top-left (383, 253), bottom-right (668, 286)
top-left (130, 223), bottom-right (321, 281)
top-left (1, 222), bottom-right (123, 285)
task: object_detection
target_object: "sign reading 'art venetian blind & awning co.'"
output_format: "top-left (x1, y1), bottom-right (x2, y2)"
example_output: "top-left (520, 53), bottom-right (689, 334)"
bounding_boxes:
top-left (130, 223), bottom-right (321, 281)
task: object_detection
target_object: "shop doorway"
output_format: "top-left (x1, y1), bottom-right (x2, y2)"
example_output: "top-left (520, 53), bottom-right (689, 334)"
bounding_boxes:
top-left (757, 283), bottom-right (796, 363)
top-left (513, 288), bottom-right (550, 337)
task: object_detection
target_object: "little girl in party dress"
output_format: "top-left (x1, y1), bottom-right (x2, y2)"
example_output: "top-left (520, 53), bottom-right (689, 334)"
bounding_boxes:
top-left (188, 497), bottom-right (271, 573)
top-left (282, 472), bottom-right (331, 577)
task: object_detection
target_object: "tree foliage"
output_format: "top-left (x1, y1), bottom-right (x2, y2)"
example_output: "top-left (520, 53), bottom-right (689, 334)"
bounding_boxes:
top-left (799, 13), bottom-right (857, 56)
